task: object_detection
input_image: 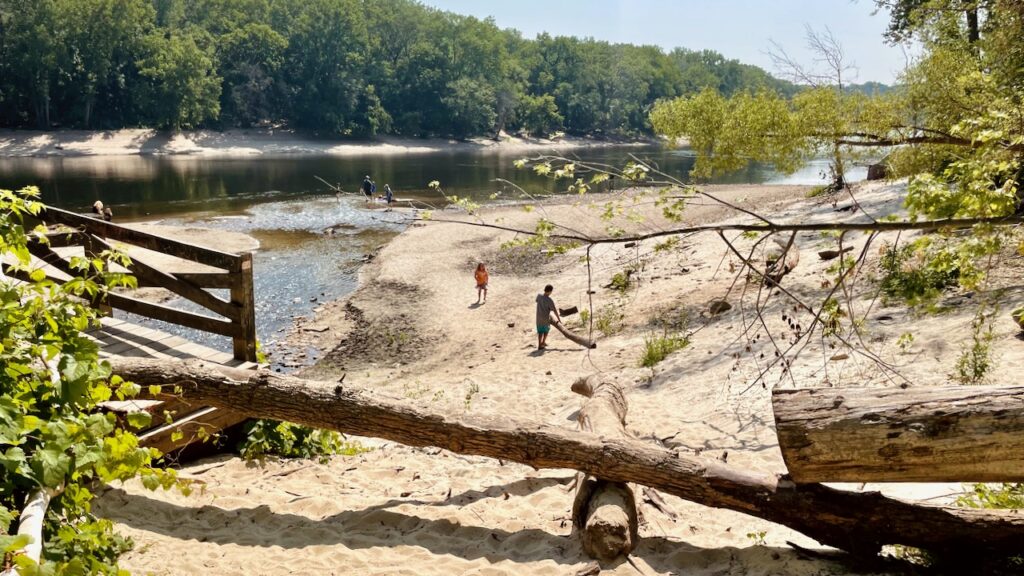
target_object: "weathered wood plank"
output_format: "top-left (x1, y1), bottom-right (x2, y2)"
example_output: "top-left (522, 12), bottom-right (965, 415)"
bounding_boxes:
top-left (773, 385), bottom-right (1024, 482)
top-left (134, 272), bottom-right (236, 289)
top-left (89, 234), bottom-right (239, 320)
top-left (137, 406), bottom-right (248, 454)
top-left (36, 206), bottom-right (241, 271)
top-left (102, 292), bottom-right (239, 337)
top-left (230, 252), bottom-right (257, 362)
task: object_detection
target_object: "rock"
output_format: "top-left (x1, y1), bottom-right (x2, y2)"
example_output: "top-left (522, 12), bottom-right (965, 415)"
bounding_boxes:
top-left (507, 322), bottom-right (516, 328)
top-left (867, 162), bottom-right (888, 180)
top-left (708, 300), bottom-right (732, 315)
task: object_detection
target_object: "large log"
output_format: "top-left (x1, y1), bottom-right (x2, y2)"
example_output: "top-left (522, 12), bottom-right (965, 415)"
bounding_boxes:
top-left (773, 385), bottom-right (1024, 483)
top-left (570, 378), bottom-right (638, 560)
top-left (552, 321), bottom-right (597, 349)
top-left (109, 357), bottom-right (1024, 558)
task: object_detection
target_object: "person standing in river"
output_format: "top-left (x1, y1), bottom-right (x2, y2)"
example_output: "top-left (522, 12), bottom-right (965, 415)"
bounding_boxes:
top-left (384, 184), bottom-right (394, 211)
top-left (362, 175), bottom-right (374, 202)
top-left (535, 284), bottom-right (560, 349)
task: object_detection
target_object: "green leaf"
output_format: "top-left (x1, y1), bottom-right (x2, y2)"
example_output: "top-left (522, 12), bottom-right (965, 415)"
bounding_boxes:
top-left (31, 446), bottom-right (72, 487)
top-left (126, 412), bottom-right (152, 430)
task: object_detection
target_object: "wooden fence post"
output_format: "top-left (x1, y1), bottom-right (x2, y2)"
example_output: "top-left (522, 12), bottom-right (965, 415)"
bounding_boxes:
top-left (231, 252), bottom-right (257, 362)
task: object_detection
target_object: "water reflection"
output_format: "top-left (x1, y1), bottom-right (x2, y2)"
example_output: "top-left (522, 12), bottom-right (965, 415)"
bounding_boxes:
top-left (0, 146), bottom-right (868, 220)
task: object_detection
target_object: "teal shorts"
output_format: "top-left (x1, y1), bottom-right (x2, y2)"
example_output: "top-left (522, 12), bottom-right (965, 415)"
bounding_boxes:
top-left (537, 324), bottom-right (551, 334)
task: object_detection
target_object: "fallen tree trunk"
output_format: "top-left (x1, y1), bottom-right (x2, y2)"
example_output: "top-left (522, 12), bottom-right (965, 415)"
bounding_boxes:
top-left (110, 357), bottom-right (1024, 558)
top-left (570, 378), bottom-right (638, 560)
top-left (774, 385), bottom-right (1024, 483)
top-left (552, 321), bottom-right (596, 349)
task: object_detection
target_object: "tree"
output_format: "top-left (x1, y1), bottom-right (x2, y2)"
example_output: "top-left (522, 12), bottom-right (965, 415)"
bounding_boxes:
top-left (442, 77), bottom-right (496, 138)
top-left (136, 31), bottom-right (222, 130)
top-left (216, 22), bottom-right (287, 126)
top-left (282, 0), bottom-right (366, 134)
top-left (517, 93), bottom-right (563, 136)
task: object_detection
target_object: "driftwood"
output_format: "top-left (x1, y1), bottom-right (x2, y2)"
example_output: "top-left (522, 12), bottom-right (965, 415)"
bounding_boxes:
top-left (109, 357), bottom-right (1024, 558)
top-left (774, 386), bottom-right (1024, 483)
top-left (570, 378), bottom-right (638, 560)
top-left (765, 233), bottom-right (800, 286)
top-left (552, 321), bottom-right (597, 349)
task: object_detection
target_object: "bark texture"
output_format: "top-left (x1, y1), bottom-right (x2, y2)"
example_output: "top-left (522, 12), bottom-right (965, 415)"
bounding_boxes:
top-left (570, 378), bottom-right (638, 560)
top-left (774, 385), bottom-right (1024, 483)
top-left (110, 357), bottom-right (1024, 558)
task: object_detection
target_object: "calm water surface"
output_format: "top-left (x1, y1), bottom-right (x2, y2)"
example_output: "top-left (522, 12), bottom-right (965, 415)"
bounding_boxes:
top-left (0, 146), bottom-right (866, 367)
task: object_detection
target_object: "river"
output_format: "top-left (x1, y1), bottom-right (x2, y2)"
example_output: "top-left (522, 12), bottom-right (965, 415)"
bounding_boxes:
top-left (0, 146), bottom-right (867, 369)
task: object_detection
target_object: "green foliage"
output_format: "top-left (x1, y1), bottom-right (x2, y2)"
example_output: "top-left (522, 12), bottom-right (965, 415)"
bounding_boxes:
top-left (958, 483), bottom-right (1024, 509)
top-left (238, 420), bottom-right (367, 464)
top-left (745, 531), bottom-right (767, 546)
top-left (0, 0), bottom-right (802, 136)
top-left (594, 304), bottom-right (624, 337)
top-left (136, 31), bottom-right (222, 129)
top-left (639, 331), bottom-right (690, 368)
top-left (878, 243), bottom-right (959, 307)
top-left (517, 94), bottom-right (563, 136)
top-left (1, 186), bottom-right (179, 573)
top-left (608, 270), bottom-right (633, 293)
top-left (1013, 307), bottom-right (1024, 331)
top-left (952, 308), bottom-right (995, 385)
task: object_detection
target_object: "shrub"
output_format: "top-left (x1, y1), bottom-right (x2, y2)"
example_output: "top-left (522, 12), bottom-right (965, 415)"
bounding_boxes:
top-left (879, 243), bottom-right (959, 307)
top-left (639, 331), bottom-right (690, 367)
top-left (594, 304), bottom-right (624, 336)
top-left (238, 420), bottom-right (368, 463)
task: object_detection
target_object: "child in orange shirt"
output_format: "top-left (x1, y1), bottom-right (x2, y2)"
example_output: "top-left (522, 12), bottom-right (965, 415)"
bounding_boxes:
top-left (474, 263), bottom-right (489, 304)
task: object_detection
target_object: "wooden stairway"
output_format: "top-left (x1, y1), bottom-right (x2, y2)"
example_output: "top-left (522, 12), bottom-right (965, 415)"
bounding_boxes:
top-left (91, 316), bottom-right (258, 455)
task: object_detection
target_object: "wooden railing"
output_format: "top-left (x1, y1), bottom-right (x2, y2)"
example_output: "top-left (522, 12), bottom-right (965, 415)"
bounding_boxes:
top-left (18, 205), bottom-right (257, 362)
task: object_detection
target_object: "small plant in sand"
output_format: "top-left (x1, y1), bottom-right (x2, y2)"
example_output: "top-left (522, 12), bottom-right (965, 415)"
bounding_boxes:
top-left (402, 380), bottom-right (431, 399)
top-left (594, 304), bottom-right (625, 337)
top-left (745, 531), bottom-right (767, 546)
top-left (897, 332), bottom-right (915, 354)
top-left (639, 330), bottom-right (690, 368)
top-left (463, 381), bottom-right (480, 411)
top-left (952, 308), bottom-right (996, 385)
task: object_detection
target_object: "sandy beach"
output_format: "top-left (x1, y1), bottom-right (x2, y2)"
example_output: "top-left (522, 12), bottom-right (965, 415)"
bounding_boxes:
top-left (0, 128), bottom-right (647, 158)
top-left (94, 180), bottom-right (1024, 575)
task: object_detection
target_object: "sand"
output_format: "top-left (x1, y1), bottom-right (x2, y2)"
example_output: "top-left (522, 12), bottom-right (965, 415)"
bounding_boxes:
top-left (94, 180), bottom-right (1024, 575)
top-left (0, 128), bottom-right (645, 158)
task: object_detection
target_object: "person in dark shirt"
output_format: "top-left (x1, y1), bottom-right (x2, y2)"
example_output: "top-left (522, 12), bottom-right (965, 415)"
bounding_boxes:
top-left (361, 175), bottom-right (373, 202)
top-left (535, 284), bottom-right (560, 349)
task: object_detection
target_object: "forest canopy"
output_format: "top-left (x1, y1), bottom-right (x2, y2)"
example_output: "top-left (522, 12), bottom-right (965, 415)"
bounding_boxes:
top-left (0, 0), bottom-right (819, 137)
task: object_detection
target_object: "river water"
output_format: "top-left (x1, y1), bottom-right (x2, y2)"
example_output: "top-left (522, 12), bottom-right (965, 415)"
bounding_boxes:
top-left (0, 146), bottom-right (866, 367)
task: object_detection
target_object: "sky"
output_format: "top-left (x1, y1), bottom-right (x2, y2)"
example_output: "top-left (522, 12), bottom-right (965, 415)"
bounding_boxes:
top-left (419, 0), bottom-right (912, 84)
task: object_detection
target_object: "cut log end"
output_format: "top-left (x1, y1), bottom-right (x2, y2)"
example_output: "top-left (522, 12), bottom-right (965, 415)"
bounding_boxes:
top-left (572, 379), bottom-right (638, 560)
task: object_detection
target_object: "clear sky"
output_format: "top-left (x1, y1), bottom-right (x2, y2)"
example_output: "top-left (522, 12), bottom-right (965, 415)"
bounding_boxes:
top-left (418, 0), bottom-right (910, 84)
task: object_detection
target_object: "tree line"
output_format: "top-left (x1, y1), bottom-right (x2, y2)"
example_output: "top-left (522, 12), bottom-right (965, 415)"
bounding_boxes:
top-left (0, 0), bottom-right (813, 138)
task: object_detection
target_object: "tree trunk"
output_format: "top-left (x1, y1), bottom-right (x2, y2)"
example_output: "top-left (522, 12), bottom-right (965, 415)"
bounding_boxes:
top-left (774, 385), bottom-right (1024, 483)
top-left (552, 321), bottom-right (596, 348)
top-left (966, 6), bottom-right (980, 44)
top-left (570, 378), bottom-right (638, 560)
top-left (109, 357), bottom-right (1024, 558)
